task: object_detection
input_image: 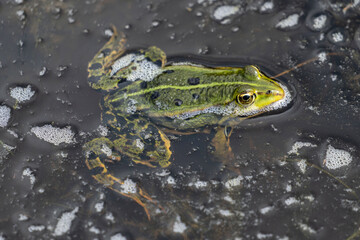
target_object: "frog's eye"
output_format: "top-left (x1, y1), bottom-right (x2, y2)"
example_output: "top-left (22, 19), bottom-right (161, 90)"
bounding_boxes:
top-left (236, 91), bottom-right (256, 105)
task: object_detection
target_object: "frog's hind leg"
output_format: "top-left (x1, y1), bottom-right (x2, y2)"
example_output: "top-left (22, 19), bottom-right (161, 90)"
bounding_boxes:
top-left (87, 27), bottom-right (127, 90)
top-left (104, 112), bottom-right (172, 168)
top-left (84, 139), bottom-right (156, 220)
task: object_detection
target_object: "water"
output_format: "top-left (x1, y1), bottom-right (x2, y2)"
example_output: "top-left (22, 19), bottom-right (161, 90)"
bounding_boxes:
top-left (0, 0), bottom-right (359, 239)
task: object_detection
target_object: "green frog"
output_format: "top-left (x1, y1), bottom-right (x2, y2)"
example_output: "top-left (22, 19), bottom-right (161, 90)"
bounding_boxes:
top-left (84, 28), bottom-right (291, 219)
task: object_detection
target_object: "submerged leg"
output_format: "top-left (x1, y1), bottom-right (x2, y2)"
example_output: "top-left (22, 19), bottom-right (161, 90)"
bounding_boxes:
top-left (83, 112), bottom-right (172, 219)
top-left (211, 126), bottom-right (235, 161)
top-left (84, 152), bottom-right (154, 220)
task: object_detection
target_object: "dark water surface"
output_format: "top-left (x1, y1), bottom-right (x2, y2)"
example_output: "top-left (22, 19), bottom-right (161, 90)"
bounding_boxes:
top-left (0, 0), bottom-right (360, 239)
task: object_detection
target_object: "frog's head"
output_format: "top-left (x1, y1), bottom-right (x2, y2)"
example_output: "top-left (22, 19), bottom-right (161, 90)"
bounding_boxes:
top-left (233, 65), bottom-right (291, 117)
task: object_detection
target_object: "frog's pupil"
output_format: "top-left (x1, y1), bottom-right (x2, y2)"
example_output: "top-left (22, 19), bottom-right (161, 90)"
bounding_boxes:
top-left (188, 77), bottom-right (200, 85)
top-left (174, 99), bottom-right (183, 106)
top-left (151, 91), bottom-right (160, 99)
top-left (242, 94), bottom-right (250, 101)
top-left (266, 90), bottom-right (272, 94)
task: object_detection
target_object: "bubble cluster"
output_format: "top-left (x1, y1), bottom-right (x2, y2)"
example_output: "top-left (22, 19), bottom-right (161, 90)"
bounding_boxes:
top-left (324, 145), bottom-right (352, 170)
top-left (0, 141), bottom-right (15, 161)
top-left (9, 85), bottom-right (35, 103)
top-left (53, 207), bottom-right (79, 236)
top-left (312, 14), bottom-right (327, 30)
top-left (260, 1), bottom-right (274, 13)
top-left (110, 233), bottom-right (127, 240)
top-left (111, 54), bottom-right (162, 82)
top-left (120, 178), bottom-right (137, 194)
top-left (224, 175), bottom-right (243, 189)
top-left (31, 125), bottom-right (75, 146)
top-left (0, 105), bottom-right (11, 128)
top-left (276, 13), bottom-right (300, 29)
top-left (173, 216), bottom-right (187, 233)
top-left (213, 5), bottom-right (239, 21)
top-left (288, 141), bottom-right (317, 155)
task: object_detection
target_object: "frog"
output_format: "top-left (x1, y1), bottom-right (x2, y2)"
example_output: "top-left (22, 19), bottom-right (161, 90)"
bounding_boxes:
top-left (83, 27), bottom-right (291, 219)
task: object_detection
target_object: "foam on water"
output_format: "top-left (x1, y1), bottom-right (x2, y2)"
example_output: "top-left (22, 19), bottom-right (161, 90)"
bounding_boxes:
top-left (0, 105), bottom-right (11, 128)
top-left (324, 145), bottom-right (352, 170)
top-left (111, 53), bottom-right (162, 82)
top-left (10, 85), bottom-right (35, 103)
top-left (53, 207), bottom-right (79, 236)
top-left (276, 14), bottom-right (300, 29)
top-left (213, 5), bottom-right (239, 20)
top-left (31, 125), bottom-right (75, 146)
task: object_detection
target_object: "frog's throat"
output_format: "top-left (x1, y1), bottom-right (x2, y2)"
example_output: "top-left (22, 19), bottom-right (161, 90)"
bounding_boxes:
top-left (109, 81), bottom-right (276, 102)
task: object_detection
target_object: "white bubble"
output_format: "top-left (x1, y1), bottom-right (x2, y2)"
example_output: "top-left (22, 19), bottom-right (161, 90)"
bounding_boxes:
top-left (297, 159), bottom-right (307, 174)
top-left (111, 233), bottom-right (127, 240)
top-left (53, 207), bottom-right (79, 236)
top-left (260, 206), bottom-right (274, 214)
top-left (324, 145), bottom-right (352, 170)
top-left (331, 31), bottom-right (344, 42)
top-left (260, 1), bottom-right (274, 13)
top-left (173, 216), bottom-right (187, 233)
top-left (189, 180), bottom-right (208, 189)
top-left (22, 167), bottom-right (36, 185)
top-left (288, 141), bottom-right (317, 155)
top-left (213, 5), bottom-right (239, 20)
top-left (101, 144), bottom-right (112, 157)
top-left (31, 125), bottom-right (75, 146)
top-left (89, 226), bottom-right (100, 234)
top-left (312, 15), bottom-right (327, 30)
top-left (167, 176), bottom-right (176, 185)
top-left (94, 202), bottom-right (104, 212)
top-left (219, 209), bottom-right (233, 216)
top-left (276, 14), bottom-right (300, 29)
top-left (135, 139), bottom-right (144, 150)
top-left (0, 105), bottom-right (11, 128)
top-left (284, 197), bottom-right (299, 205)
top-left (317, 52), bottom-right (327, 63)
top-left (224, 175), bottom-right (243, 189)
top-left (120, 178), bottom-right (137, 194)
top-left (10, 85), bottom-right (35, 103)
top-left (28, 225), bottom-right (45, 232)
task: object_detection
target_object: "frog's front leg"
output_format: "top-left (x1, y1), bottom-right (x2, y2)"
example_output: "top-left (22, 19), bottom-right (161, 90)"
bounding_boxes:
top-left (211, 126), bottom-right (235, 162)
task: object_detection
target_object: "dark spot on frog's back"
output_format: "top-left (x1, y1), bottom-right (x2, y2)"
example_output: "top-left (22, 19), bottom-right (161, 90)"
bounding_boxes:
top-left (88, 75), bottom-right (101, 84)
top-left (192, 93), bottom-right (200, 100)
top-left (188, 77), bottom-right (200, 85)
top-left (174, 99), bottom-right (183, 106)
top-left (151, 91), bottom-right (160, 99)
top-left (163, 70), bottom-right (174, 74)
top-left (89, 63), bottom-right (102, 70)
top-left (140, 81), bottom-right (147, 89)
top-left (101, 48), bottom-right (111, 56)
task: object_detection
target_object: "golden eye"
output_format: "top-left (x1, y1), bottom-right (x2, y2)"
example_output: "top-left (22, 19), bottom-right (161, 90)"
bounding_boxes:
top-left (236, 91), bottom-right (256, 105)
